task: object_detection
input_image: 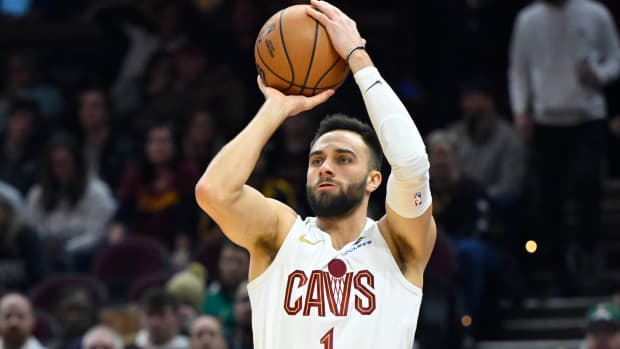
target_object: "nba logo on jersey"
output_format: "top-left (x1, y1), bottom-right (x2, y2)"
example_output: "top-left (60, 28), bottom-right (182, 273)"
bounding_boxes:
top-left (413, 192), bottom-right (422, 207)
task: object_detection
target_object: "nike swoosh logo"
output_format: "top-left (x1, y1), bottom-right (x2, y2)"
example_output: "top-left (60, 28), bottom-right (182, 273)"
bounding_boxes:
top-left (354, 236), bottom-right (367, 244)
top-left (365, 80), bottom-right (382, 93)
top-left (299, 234), bottom-right (324, 245)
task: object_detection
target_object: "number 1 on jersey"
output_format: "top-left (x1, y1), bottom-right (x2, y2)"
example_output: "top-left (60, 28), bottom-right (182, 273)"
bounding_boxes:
top-left (320, 328), bottom-right (334, 349)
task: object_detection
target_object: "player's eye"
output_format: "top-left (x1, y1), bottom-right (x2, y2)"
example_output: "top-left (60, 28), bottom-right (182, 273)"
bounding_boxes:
top-left (339, 156), bottom-right (352, 164)
top-left (310, 157), bottom-right (324, 166)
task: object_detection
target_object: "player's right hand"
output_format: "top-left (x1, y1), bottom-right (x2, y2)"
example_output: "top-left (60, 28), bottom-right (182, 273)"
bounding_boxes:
top-left (257, 75), bottom-right (334, 117)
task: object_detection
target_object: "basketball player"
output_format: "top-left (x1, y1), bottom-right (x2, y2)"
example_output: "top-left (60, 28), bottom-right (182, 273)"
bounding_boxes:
top-left (195, 0), bottom-right (436, 348)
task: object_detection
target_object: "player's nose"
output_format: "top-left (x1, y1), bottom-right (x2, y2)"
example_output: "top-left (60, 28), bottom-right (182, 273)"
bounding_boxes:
top-left (318, 159), bottom-right (335, 177)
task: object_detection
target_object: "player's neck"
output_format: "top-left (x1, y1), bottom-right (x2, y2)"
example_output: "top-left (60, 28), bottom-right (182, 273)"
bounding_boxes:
top-left (316, 207), bottom-right (368, 250)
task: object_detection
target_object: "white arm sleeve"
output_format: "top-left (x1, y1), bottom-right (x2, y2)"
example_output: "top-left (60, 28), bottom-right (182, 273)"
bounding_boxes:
top-left (354, 66), bottom-right (431, 218)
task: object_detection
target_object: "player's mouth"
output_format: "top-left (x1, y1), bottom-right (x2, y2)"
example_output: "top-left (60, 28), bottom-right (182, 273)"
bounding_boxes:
top-left (317, 182), bottom-right (337, 191)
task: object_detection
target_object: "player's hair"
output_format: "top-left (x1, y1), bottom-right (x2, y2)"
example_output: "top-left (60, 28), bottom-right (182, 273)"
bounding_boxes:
top-left (310, 114), bottom-right (383, 171)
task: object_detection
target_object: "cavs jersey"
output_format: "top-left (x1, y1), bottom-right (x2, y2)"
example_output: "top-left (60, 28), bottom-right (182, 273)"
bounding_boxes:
top-left (247, 216), bottom-right (423, 349)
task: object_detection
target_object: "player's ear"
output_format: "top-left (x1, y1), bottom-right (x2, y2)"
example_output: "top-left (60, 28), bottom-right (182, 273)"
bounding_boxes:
top-left (366, 170), bottom-right (382, 192)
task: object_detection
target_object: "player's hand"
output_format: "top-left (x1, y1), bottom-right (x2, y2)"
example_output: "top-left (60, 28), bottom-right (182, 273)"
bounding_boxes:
top-left (306, 0), bottom-right (364, 60)
top-left (257, 75), bottom-right (334, 117)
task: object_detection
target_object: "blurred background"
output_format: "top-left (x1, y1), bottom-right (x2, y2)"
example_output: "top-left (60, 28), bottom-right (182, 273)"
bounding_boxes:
top-left (0, 0), bottom-right (619, 349)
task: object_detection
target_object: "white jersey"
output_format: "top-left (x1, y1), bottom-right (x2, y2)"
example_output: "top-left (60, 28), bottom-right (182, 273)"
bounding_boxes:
top-left (247, 216), bottom-right (423, 349)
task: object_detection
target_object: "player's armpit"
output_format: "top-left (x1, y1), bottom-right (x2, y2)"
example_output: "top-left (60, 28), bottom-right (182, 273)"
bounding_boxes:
top-left (379, 207), bottom-right (436, 288)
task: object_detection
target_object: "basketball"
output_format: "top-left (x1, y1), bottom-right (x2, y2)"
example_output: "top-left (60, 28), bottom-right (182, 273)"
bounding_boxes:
top-left (254, 4), bottom-right (350, 96)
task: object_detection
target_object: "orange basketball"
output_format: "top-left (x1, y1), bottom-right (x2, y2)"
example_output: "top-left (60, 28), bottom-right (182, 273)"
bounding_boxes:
top-left (254, 5), bottom-right (350, 96)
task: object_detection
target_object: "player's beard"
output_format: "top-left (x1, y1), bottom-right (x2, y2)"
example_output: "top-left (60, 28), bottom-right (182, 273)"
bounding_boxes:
top-left (306, 177), bottom-right (366, 218)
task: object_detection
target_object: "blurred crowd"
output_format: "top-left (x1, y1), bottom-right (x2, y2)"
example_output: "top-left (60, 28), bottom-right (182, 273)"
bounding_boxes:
top-left (0, 0), bottom-right (620, 349)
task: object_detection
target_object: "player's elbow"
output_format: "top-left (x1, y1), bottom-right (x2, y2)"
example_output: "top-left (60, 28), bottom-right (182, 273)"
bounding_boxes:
top-left (195, 176), bottom-right (225, 208)
top-left (391, 153), bottom-right (430, 182)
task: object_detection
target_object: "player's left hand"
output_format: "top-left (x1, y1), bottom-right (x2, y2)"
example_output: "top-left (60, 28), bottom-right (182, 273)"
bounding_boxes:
top-left (306, 0), bottom-right (364, 60)
top-left (257, 75), bottom-right (334, 117)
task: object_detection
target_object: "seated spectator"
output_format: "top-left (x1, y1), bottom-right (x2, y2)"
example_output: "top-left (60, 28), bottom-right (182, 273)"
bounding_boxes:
top-left (0, 51), bottom-right (65, 127)
top-left (201, 241), bottom-right (249, 335)
top-left (48, 287), bottom-right (99, 349)
top-left (0, 98), bottom-right (44, 195)
top-left (0, 194), bottom-right (45, 294)
top-left (26, 135), bottom-right (116, 271)
top-left (427, 130), bottom-right (517, 342)
top-left (229, 281), bottom-right (251, 349)
top-left (112, 123), bottom-right (199, 256)
top-left (447, 78), bottom-right (526, 207)
top-left (183, 109), bottom-right (222, 171)
top-left (582, 302), bottom-right (620, 349)
top-left (75, 86), bottom-right (136, 190)
top-left (166, 263), bottom-right (207, 334)
top-left (82, 326), bottom-right (123, 349)
top-left (0, 181), bottom-right (26, 219)
top-left (134, 289), bottom-right (189, 349)
top-left (0, 293), bottom-right (45, 349)
top-left (190, 316), bottom-right (227, 349)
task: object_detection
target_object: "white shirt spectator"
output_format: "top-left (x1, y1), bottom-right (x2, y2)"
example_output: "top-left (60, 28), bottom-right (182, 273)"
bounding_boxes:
top-left (0, 337), bottom-right (45, 349)
top-left (509, 0), bottom-right (620, 125)
top-left (26, 176), bottom-right (115, 253)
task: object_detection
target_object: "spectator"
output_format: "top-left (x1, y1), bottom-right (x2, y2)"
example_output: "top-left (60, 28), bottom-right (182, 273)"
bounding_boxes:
top-left (229, 281), bottom-right (251, 349)
top-left (0, 194), bottom-right (45, 294)
top-left (0, 99), bottom-right (44, 195)
top-left (134, 289), bottom-right (189, 349)
top-left (509, 0), bottom-right (620, 275)
top-left (0, 181), bottom-right (26, 220)
top-left (248, 151), bottom-right (298, 212)
top-left (166, 263), bottom-right (207, 334)
top-left (190, 316), bottom-right (227, 349)
top-left (201, 241), bottom-right (249, 335)
top-left (447, 77), bottom-right (527, 206)
top-left (136, 44), bottom-right (247, 138)
top-left (82, 326), bottom-right (123, 349)
top-left (581, 302), bottom-right (620, 349)
top-left (49, 287), bottom-right (99, 349)
top-left (75, 86), bottom-right (135, 190)
top-left (183, 109), bottom-right (222, 171)
top-left (0, 51), bottom-right (65, 127)
top-left (93, 0), bottom-right (194, 115)
top-left (112, 123), bottom-right (199, 255)
top-left (0, 293), bottom-right (45, 349)
top-left (427, 130), bottom-right (516, 343)
top-left (26, 135), bottom-right (116, 272)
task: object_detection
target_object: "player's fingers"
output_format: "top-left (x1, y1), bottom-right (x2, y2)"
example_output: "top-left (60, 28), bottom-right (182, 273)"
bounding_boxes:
top-left (310, 0), bottom-right (340, 19)
top-left (306, 6), bottom-right (331, 26)
top-left (306, 89), bottom-right (335, 109)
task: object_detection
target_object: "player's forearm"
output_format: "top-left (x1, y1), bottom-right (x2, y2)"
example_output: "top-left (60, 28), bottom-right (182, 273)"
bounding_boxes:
top-left (354, 67), bottom-right (431, 218)
top-left (354, 67), bottom-right (428, 178)
top-left (196, 100), bottom-right (287, 205)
